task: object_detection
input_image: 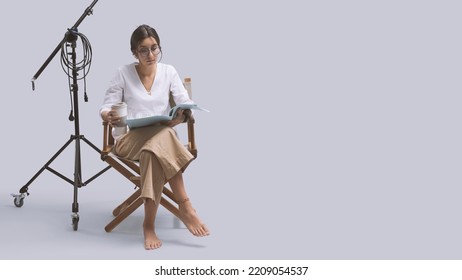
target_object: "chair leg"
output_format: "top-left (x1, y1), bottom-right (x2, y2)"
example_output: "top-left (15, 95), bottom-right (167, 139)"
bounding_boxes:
top-left (105, 197), bottom-right (144, 232)
top-left (160, 196), bottom-right (181, 220)
top-left (106, 187), bottom-right (183, 232)
top-left (162, 187), bottom-right (177, 202)
top-left (112, 188), bottom-right (141, 216)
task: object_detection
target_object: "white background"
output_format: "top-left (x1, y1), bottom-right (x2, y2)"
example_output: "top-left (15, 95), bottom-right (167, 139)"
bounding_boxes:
top-left (0, 0), bottom-right (461, 265)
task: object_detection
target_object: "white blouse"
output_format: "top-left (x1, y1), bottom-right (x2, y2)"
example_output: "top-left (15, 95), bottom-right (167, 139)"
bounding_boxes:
top-left (100, 62), bottom-right (193, 119)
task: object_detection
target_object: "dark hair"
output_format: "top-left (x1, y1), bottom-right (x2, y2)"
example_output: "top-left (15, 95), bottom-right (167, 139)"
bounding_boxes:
top-left (130, 24), bottom-right (161, 56)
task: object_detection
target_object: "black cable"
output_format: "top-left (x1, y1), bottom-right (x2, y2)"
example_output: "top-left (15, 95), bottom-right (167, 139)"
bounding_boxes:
top-left (60, 31), bottom-right (92, 80)
top-left (60, 30), bottom-right (92, 121)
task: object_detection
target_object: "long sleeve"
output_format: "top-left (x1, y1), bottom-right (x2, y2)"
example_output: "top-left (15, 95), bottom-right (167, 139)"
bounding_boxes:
top-left (168, 65), bottom-right (193, 106)
top-left (99, 68), bottom-right (125, 117)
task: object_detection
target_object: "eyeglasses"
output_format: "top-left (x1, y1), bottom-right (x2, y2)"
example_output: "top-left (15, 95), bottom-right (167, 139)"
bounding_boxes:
top-left (138, 45), bottom-right (161, 58)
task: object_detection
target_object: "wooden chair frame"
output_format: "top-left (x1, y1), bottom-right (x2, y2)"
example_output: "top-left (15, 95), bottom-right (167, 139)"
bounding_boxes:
top-left (101, 78), bottom-right (197, 232)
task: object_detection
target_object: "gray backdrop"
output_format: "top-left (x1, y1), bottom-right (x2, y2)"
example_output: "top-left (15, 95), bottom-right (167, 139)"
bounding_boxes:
top-left (0, 0), bottom-right (461, 260)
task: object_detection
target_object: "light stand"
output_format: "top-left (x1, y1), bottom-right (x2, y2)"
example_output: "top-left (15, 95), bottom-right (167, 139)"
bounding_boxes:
top-left (11, 0), bottom-right (111, 230)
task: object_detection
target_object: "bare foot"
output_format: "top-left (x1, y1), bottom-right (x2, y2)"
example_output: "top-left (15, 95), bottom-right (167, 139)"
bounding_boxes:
top-left (179, 199), bottom-right (210, 237)
top-left (143, 223), bottom-right (162, 250)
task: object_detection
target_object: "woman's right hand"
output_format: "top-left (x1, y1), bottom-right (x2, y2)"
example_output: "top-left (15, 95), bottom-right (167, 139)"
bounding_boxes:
top-left (103, 110), bottom-right (121, 126)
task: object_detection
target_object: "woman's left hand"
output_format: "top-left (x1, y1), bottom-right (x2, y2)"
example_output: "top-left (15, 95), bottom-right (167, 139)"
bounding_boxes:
top-left (165, 109), bottom-right (186, 127)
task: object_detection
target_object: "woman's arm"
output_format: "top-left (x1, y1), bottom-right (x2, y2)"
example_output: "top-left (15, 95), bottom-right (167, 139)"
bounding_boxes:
top-left (169, 65), bottom-right (193, 105)
top-left (100, 68), bottom-right (125, 121)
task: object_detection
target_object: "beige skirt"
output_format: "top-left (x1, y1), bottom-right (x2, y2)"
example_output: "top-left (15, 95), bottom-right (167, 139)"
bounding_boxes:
top-left (113, 125), bottom-right (194, 204)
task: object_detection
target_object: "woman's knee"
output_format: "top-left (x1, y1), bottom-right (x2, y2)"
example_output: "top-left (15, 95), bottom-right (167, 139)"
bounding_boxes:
top-left (140, 149), bottom-right (156, 161)
top-left (158, 126), bottom-right (177, 137)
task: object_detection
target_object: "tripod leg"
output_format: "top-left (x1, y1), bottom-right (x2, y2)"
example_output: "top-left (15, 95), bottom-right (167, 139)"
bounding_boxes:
top-left (18, 136), bottom-right (75, 195)
top-left (81, 135), bottom-right (102, 153)
top-left (12, 136), bottom-right (76, 209)
top-left (81, 135), bottom-right (112, 185)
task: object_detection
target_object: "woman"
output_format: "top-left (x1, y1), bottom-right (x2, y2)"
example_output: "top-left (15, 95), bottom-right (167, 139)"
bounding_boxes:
top-left (100, 24), bottom-right (209, 250)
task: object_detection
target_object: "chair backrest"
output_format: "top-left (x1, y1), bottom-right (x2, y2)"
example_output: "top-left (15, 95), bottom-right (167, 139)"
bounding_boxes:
top-left (102, 77), bottom-right (194, 156)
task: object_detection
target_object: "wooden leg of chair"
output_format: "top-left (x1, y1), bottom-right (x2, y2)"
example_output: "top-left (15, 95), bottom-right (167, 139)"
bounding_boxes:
top-left (162, 187), bottom-right (177, 203)
top-left (106, 197), bottom-right (180, 233)
top-left (112, 189), bottom-right (142, 216)
top-left (105, 197), bottom-right (144, 233)
top-left (160, 197), bottom-right (181, 221)
top-left (113, 186), bottom-right (176, 217)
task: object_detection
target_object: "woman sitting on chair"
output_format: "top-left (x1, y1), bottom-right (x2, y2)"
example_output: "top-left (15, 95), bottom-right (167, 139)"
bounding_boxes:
top-left (100, 24), bottom-right (209, 250)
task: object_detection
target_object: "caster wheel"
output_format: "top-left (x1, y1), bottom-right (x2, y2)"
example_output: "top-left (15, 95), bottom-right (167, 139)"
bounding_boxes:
top-left (13, 197), bottom-right (24, 208)
top-left (72, 215), bottom-right (80, 231)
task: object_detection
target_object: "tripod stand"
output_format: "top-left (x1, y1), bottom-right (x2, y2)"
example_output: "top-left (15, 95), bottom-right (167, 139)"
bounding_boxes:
top-left (11, 0), bottom-right (110, 230)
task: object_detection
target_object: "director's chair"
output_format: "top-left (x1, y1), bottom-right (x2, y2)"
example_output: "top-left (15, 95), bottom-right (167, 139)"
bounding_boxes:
top-left (101, 77), bottom-right (197, 232)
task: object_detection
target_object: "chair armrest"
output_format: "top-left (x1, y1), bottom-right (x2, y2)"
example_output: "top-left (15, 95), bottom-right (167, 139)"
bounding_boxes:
top-left (187, 117), bottom-right (197, 158)
top-left (102, 121), bottom-right (114, 156)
